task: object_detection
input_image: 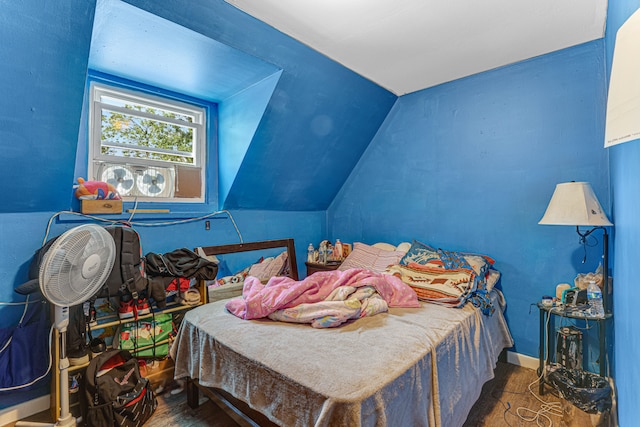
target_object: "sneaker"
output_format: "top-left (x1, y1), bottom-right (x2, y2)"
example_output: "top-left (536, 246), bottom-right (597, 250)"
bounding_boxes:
top-left (87, 303), bottom-right (98, 328)
top-left (89, 338), bottom-right (106, 358)
top-left (118, 293), bottom-right (135, 319)
top-left (67, 305), bottom-right (87, 365)
top-left (68, 345), bottom-right (89, 366)
top-left (136, 295), bottom-right (151, 316)
top-left (69, 373), bottom-right (81, 394)
top-left (177, 288), bottom-right (201, 306)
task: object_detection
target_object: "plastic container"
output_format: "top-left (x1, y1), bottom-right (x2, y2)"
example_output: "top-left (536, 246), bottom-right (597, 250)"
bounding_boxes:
top-left (335, 239), bottom-right (343, 259)
top-left (307, 243), bottom-right (315, 263)
top-left (587, 280), bottom-right (605, 318)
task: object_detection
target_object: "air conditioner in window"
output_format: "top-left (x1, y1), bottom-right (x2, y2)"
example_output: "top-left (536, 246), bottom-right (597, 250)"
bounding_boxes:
top-left (97, 163), bottom-right (176, 199)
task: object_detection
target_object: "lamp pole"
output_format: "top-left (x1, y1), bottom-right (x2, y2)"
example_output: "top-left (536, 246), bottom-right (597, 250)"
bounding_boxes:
top-left (576, 226), bottom-right (610, 314)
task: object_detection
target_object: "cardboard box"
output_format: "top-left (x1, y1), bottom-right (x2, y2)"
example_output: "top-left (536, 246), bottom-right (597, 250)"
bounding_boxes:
top-left (81, 199), bottom-right (123, 214)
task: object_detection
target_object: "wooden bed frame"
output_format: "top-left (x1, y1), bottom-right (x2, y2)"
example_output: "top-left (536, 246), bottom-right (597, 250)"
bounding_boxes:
top-left (186, 238), bottom-right (298, 426)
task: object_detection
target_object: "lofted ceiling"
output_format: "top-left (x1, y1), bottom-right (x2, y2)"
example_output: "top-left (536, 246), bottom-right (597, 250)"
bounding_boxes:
top-left (224, 0), bottom-right (608, 96)
top-left (90, 0), bottom-right (281, 102)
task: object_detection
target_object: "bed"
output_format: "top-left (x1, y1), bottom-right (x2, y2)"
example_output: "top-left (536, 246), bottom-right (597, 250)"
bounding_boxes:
top-left (171, 239), bottom-right (513, 427)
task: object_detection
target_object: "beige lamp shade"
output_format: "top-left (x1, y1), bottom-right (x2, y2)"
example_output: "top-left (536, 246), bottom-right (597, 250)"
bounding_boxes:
top-left (539, 182), bottom-right (613, 226)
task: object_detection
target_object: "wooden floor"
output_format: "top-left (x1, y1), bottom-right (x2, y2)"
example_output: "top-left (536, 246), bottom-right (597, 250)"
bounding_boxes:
top-left (13, 362), bottom-right (611, 427)
top-left (144, 362), bottom-right (610, 427)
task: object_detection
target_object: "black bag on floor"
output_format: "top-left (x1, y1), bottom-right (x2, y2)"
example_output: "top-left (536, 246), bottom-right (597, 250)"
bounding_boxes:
top-left (82, 349), bottom-right (157, 427)
top-left (546, 364), bottom-right (612, 414)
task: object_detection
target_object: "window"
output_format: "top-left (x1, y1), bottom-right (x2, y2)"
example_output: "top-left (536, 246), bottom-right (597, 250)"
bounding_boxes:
top-left (88, 82), bottom-right (206, 202)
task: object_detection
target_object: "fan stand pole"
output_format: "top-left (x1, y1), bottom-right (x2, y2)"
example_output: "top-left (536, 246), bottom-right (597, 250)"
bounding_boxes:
top-left (56, 329), bottom-right (75, 427)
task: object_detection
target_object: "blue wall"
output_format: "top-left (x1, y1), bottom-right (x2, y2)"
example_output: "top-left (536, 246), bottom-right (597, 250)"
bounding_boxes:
top-left (0, 208), bottom-right (324, 408)
top-left (329, 40), bottom-right (610, 360)
top-left (123, 0), bottom-right (397, 211)
top-left (0, 1), bottom-right (95, 213)
top-left (605, 1), bottom-right (640, 425)
top-left (0, 209), bottom-right (325, 325)
top-left (1, 0), bottom-right (631, 420)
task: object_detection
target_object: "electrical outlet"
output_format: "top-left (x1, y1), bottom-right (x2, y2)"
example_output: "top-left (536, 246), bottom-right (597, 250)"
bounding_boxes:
top-left (205, 220), bottom-right (210, 230)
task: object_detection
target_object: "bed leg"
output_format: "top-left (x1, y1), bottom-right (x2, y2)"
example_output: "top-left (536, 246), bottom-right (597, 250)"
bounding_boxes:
top-left (186, 378), bottom-right (200, 408)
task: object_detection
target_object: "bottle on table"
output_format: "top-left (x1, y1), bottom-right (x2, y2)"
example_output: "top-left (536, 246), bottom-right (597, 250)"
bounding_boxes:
top-left (335, 239), bottom-right (343, 259)
top-left (307, 243), bottom-right (315, 263)
top-left (318, 243), bottom-right (326, 264)
top-left (587, 280), bottom-right (605, 318)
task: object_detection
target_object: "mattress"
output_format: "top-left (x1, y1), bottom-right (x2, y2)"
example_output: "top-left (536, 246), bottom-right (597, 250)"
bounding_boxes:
top-left (171, 291), bottom-right (513, 427)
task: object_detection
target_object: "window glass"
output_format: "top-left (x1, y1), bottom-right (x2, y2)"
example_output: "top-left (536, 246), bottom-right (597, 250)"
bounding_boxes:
top-left (89, 82), bottom-right (207, 202)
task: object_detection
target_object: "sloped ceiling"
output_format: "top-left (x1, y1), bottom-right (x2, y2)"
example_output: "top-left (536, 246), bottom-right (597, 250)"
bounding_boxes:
top-left (0, 0), bottom-right (609, 213)
top-left (90, 0), bottom-right (281, 102)
top-left (118, 0), bottom-right (398, 211)
top-left (224, 0), bottom-right (608, 95)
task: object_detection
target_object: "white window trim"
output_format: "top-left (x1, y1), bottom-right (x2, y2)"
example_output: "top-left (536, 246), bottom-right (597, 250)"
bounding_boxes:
top-left (88, 81), bottom-right (207, 203)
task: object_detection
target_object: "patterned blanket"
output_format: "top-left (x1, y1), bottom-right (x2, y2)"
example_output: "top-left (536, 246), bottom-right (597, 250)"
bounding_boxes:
top-left (384, 263), bottom-right (475, 306)
top-left (384, 259), bottom-right (495, 316)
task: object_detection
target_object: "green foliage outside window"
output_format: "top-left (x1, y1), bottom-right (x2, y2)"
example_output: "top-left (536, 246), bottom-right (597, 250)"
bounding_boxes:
top-left (101, 105), bottom-right (194, 164)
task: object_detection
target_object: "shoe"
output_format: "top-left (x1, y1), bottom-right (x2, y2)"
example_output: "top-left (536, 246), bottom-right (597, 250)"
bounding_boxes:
top-left (69, 373), bottom-right (81, 394)
top-left (67, 305), bottom-right (87, 365)
top-left (118, 293), bottom-right (135, 319)
top-left (136, 295), bottom-right (151, 316)
top-left (177, 288), bottom-right (201, 306)
top-left (89, 338), bottom-right (106, 358)
top-left (83, 301), bottom-right (98, 328)
top-left (68, 345), bottom-right (89, 366)
top-left (87, 304), bottom-right (98, 328)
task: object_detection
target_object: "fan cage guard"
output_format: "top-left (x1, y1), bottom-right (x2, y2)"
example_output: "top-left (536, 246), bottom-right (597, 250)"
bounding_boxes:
top-left (96, 161), bottom-right (176, 198)
top-left (39, 224), bottom-right (116, 307)
top-left (99, 163), bottom-right (136, 196)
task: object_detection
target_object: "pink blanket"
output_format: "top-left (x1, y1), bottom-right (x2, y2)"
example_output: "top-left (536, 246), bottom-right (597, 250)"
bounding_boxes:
top-left (225, 268), bottom-right (420, 320)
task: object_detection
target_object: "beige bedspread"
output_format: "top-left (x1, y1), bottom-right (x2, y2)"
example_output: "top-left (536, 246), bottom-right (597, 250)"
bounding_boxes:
top-left (171, 292), bottom-right (513, 427)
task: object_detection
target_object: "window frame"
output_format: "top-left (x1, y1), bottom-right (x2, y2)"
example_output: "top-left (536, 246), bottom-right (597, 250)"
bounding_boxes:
top-left (88, 80), bottom-right (208, 203)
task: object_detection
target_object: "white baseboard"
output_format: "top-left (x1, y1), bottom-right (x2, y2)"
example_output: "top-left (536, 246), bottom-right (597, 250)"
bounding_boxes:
top-left (506, 350), bottom-right (539, 371)
top-left (0, 394), bottom-right (50, 426)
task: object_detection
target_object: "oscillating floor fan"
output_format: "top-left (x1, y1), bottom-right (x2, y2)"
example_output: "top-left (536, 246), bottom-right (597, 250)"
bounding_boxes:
top-left (17, 224), bottom-right (116, 427)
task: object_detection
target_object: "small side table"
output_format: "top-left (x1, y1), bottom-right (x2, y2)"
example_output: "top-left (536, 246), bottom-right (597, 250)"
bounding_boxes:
top-left (537, 302), bottom-right (613, 395)
top-left (305, 261), bottom-right (342, 276)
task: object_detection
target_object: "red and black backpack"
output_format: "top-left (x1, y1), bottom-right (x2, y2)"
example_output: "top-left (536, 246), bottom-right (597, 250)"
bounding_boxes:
top-left (81, 348), bottom-right (157, 427)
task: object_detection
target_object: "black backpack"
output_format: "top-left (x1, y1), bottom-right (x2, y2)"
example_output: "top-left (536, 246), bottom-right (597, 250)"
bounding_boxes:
top-left (19, 225), bottom-right (147, 300)
top-left (101, 225), bottom-right (147, 299)
top-left (82, 349), bottom-right (157, 427)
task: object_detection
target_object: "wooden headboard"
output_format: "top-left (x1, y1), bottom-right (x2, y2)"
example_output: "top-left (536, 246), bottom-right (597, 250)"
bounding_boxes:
top-left (197, 238), bottom-right (299, 281)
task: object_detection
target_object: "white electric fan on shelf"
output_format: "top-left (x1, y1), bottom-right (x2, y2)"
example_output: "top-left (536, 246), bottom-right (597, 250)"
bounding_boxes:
top-left (17, 224), bottom-right (116, 427)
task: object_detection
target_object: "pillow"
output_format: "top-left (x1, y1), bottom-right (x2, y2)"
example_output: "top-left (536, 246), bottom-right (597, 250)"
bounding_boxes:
top-left (395, 242), bottom-right (412, 254)
top-left (248, 251), bottom-right (289, 282)
top-left (485, 269), bottom-right (500, 292)
top-left (401, 240), bottom-right (494, 274)
top-left (372, 242), bottom-right (397, 252)
top-left (338, 242), bottom-right (405, 273)
top-left (400, 240), bottom-right (440, 265)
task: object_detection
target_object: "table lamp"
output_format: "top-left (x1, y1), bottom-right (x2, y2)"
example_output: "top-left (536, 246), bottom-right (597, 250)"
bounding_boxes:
top-left (539, 182), bottom-right (613, 313)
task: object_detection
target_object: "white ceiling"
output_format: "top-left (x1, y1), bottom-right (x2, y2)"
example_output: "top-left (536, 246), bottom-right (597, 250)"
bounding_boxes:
top-left (224, 0), bottom-right (608, 95)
